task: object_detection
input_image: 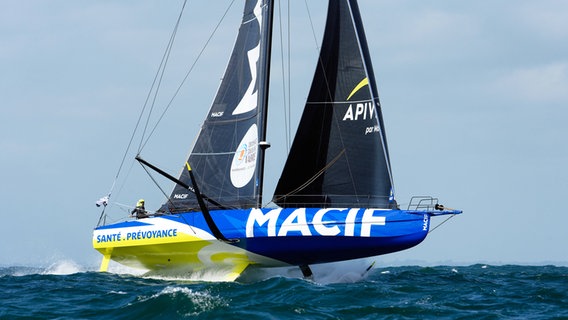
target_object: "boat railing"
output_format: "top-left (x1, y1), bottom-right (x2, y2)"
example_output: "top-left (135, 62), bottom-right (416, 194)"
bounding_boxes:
top-left (272, 194), bottom-right (397, 209)
top-left (407, 196), bottom-right (440, 211)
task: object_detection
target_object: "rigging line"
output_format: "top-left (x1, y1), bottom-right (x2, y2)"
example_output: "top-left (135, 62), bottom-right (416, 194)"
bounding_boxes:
top-left (136, 156), bottom-right (232, 210)
top-left (295, 2), bottom-right (362, 203)
top-left (139, 0), bottom-right (237, 151)
top-left (331, 111), bottom-right (358, 200)
top-left (277, 0), bottom-right (290, 151)
top-left (138, 0), bottom-right (188, 153)
top-left (107, 83), bottom-right (153, 198)
top-left (325, 102), bottom-right (359, 199)
top-left (331, 2), bottom-right (363, 201)
top-left (346, 0), bottom-right (396, 195)
top-left (273, 149), bottom-right (345, 202)
top-left (428, 214), bottom-right (456, 234)
top-left (139, 162), bottom-right (175, 210)
top-left (191, 151), bottom-right (236, 156)
top-left (303, 0), bottom-right (320, 53)
top-left (138, 163), bottom-right (197, 234)
top-left (286, 0), bottom-right (292, 151)
top-left (287, 0), bottom-right (291, 151)
top-left (103, 0), bottom-right (188, 204)
top-left (305, 0), bottom-right (334, 104)
top-left (113, 156), bottom-right (137, 206)
top-left (307, 99), bottom-right (374, 105)
top-left (103, 122), bottom-right (141, 214)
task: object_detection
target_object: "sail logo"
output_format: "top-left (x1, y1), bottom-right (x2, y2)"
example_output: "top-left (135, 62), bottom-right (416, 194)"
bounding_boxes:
top-left (236, 144), bottom-right (248, 162)
top-left (232, 0), bottom-right (263, 115)
top-left (342, 102), bottom-right (375, 121)
top-left (346, 78), bottom-right (369, 101)
top-left (342, 77), bottom-right (379, 126)
top-left (246, 208), bottom-right (386, 238)
top-left (230, 124), bottom-right (258, 188)
top-left (365, 125), bottom-right (380, 135)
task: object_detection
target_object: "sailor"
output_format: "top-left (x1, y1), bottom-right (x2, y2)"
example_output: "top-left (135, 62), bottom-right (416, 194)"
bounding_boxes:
top-left (131, 199), bottom-right (149, 219)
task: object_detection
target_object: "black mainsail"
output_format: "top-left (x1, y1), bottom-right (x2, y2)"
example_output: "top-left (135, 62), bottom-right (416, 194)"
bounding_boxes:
top-left (164, 0), bottom-right (273, 212)
top-left (273, 0), bottom-right (396, 209)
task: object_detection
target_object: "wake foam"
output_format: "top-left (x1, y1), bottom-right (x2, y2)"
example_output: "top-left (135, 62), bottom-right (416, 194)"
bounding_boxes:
top-left (305, 258), bottom-right (377, 284)
top-left (142, 286), bottom-right (228, 316)
top-left (239, 258), bottom-right (377, 284)
top-left (105, 260), bottom-right (146, 276)
top-left (0, 259), bottom-right (87, 276)
top-left (42, 259), bottom-right (83, 275)
top-left (98, 257), bottom-right (377, 283)
top-left (105, 260), bottom-right (240, 282)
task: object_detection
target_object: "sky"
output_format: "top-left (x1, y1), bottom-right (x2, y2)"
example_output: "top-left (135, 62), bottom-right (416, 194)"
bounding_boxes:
top-left (1, 0), bottom-right (567, 269)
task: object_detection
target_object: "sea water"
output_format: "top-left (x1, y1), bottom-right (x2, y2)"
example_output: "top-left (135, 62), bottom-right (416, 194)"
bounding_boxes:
top-left (1, 262), bottom-right (566, 319)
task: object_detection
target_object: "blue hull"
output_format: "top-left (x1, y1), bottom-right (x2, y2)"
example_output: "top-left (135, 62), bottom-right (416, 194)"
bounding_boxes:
top-left (161, 207), bottom-right (431, 265)
top-left (93, 207), bottom-right (459, 279)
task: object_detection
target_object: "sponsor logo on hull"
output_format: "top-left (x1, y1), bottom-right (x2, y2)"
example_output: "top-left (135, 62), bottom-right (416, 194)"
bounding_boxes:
top-left (246, 208), bottom-right (386, 238)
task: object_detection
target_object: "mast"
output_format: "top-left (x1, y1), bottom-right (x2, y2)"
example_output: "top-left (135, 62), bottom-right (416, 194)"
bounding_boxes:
top-left (256, 0), bottom-right (275, 208)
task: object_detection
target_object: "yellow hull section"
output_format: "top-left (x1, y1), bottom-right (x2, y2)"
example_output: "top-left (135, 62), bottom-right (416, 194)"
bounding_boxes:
top-left (93, 219), bottom-right (253, 281)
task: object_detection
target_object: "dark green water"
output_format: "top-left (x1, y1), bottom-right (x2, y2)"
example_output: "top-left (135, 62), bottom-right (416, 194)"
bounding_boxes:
top-left (1, 264), bottom-right (566, 319)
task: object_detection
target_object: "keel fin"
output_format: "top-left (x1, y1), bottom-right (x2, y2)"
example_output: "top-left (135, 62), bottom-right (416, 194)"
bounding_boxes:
top-left (362, 261), bottom-right (376, 277)
top-left (224, 263), bottom-right (249, 282)
top-left (299, 264), bottom-right (313, 279)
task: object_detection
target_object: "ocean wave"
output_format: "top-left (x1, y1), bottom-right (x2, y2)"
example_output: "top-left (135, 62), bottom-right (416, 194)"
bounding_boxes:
top-left (0, 264), bottom-right (566, 319)
top-left (0, 259), bottom-right (84, 277)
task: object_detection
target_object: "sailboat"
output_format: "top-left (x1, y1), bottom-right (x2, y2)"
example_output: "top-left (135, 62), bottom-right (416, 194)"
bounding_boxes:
top-left (93, 0), bottom-right (461, 281)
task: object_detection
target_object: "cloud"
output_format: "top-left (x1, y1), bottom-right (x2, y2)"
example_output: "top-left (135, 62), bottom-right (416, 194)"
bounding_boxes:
top-left (405, 10), bottom-right (477, 43)
top-left (517, 1), bottom-right (568, 40)
top-left (492, 62), bottom-right (568, 102)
